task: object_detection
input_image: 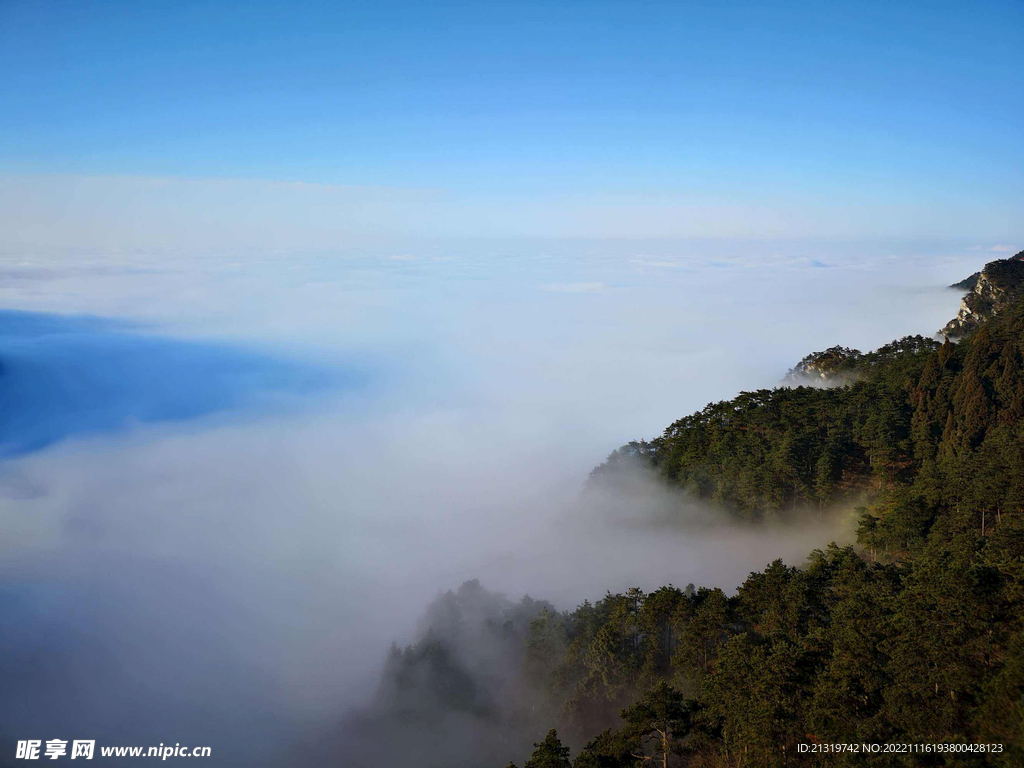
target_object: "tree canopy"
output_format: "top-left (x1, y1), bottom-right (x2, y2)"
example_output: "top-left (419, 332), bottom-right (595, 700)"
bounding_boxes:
top-left (499, 295), bottom-right (1024, 766)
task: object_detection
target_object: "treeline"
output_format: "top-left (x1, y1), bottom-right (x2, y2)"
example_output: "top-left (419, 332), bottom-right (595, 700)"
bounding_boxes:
top-left (342, 582), bottom-right (561, 768)
top-left (590, 325), bottom-right (1019, 522)
top-left (503, 295), bottom-right (1024, 766)
top-left (376, 581), bottom-right (553, 722)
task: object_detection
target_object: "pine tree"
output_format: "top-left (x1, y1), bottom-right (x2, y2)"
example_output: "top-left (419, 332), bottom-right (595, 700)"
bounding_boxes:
top-left (524, 730), bottom-right (571, 768)
top-left (619, 681), bottom-right (690, 768)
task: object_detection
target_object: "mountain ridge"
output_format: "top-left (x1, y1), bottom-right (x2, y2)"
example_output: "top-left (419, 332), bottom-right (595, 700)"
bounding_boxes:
top-left (362, 255), bottom-right (1024, 767)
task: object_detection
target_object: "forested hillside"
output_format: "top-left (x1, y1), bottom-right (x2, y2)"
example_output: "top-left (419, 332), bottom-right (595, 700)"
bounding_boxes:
top-left (590, 333), bottom-right (947, 517)
top-left (504, 267), bottom-right (1024, 766)
top-left (373, 259), bottom-right (1024, 767)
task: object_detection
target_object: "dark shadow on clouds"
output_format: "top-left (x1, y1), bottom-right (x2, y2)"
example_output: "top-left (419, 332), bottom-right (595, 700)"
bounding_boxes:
top-left (0, 310), bottom-right (357, 457)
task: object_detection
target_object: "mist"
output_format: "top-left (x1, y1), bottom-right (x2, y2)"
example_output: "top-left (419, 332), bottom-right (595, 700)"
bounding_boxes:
top-left (0, 240), bottom-right (975, 764)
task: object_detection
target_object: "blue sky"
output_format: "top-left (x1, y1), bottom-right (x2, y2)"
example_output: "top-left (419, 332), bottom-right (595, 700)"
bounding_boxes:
top-left (1, 0), bottom-right (1022, 242)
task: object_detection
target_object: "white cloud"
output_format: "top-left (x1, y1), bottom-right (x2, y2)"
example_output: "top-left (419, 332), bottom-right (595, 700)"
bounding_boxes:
top-left (0, 237), bottom-right (989, 762)
top-left (538, 281), bottom-right (607, 293)
top-left (629, 257), bottom-right (690, 270)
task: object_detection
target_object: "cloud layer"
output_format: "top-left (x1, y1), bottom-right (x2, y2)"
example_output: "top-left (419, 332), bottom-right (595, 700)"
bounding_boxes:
top-left (0, 241), bottom-right (978, 763)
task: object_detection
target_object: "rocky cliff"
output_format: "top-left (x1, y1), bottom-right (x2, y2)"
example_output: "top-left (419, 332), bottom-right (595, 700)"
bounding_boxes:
top-left (940, 250), bottom-right (1024, 337)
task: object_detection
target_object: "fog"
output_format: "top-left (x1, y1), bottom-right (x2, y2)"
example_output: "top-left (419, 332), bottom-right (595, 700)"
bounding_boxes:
top-left (0, 240), bottom-right (979, 764)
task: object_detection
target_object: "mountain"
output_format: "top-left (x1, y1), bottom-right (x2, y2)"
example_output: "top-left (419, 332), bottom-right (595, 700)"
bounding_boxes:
top-left (365, 256), bottom-right (1024, 767)
top-left (506, 269), bottom-right (1024, 766)
top-left (941, 250), bottom-right (1024, 337)
top-left (590, 329), bottom-right (950, 517)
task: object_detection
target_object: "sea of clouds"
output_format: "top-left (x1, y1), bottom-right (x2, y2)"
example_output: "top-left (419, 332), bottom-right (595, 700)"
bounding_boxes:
top-left (0, 239), bottom-right (985, 764)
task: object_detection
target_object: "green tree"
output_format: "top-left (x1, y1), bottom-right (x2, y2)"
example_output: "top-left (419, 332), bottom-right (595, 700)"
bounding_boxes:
top-left (571, 729), bottom-right (634, 768)
top-left (619, 681), bottom-right (691, 768)
top-left (524, 729), bottom-right (571, 768)
top-left (672, 587), bottom-right (730, 683)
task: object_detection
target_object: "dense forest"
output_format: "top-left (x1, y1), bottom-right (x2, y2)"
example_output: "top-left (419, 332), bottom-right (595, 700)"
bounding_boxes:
top-left (368, 256), bottom-right (1024, 767)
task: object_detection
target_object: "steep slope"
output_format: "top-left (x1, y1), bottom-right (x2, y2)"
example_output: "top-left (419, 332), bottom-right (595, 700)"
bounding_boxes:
top-left (503, 271), bottom-right (1024, 767)
top-left (364, 257), bottom-right (1024, 768)
top-left (591, 257), bottom-right (1023, 518)
top-left (941, 251), bottom-right (1024, 337)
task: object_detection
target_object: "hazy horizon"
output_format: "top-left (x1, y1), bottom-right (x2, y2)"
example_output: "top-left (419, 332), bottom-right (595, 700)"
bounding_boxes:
top-left (2, 1), bottom-right (1022, 247)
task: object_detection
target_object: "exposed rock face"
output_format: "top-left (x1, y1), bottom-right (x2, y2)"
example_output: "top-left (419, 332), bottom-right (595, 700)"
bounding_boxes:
top-left (941, 251), bottom-right (1024, 338)
top-left (785, 345), bottom-right (863, 385)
